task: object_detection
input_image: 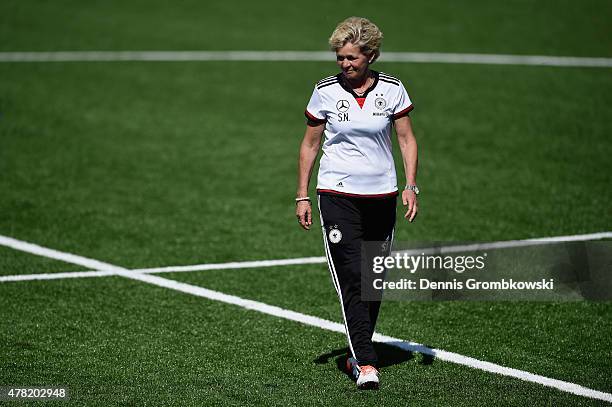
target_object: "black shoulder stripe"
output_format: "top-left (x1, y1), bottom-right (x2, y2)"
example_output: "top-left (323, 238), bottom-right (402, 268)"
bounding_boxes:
top-left (379, 78), bottom-right (400, 86)
top-left (379, 73), bottom-right (400, 82)
top-left (316, 76), bottom-right (337, 86)
top-left (317, 80), bottom-right (339, 90)
top-left (379, 76), bottom-right (400, 85)
top-left (317, 78), bottom-right (338, 87)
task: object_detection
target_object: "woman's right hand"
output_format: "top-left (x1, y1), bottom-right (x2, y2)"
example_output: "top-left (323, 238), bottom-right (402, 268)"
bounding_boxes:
top-left (296, 201), bottom-right (313, 230)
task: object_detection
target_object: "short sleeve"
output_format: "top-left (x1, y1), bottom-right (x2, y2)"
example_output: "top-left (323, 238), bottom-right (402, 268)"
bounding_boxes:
top-left (392, 82), bottom-right (414, 120)
top-left (304, 88), bottom-right (327, 124)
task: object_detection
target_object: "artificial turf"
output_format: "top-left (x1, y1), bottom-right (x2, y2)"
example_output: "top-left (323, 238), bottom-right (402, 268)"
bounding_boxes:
top-left (0, 62), bottom-right (610, 268)
top-left (1, 0), bottom-right (611, 405)
top-left (0, 246), bottom-right (83, 276)
top-left (0, 275), bottom-right (608, 406)
top-left (1, 0), bottom-right (611, 57)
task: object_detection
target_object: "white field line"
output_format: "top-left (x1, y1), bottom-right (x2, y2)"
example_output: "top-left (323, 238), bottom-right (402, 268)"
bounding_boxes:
top-left (136, 256), bottom-right (327, 274)
top-left (2, 231), bottom-right (609, 283)
top-left (0, 51), bottom-right (611, 68)
top-left (0, 234), bottom-right (611, 402)
top-left (0, 256), bottom-right (327, 282)
top-left (396, 231), bottom-right (612, 256)
top-left (0, 270), bottom-right (116, 282)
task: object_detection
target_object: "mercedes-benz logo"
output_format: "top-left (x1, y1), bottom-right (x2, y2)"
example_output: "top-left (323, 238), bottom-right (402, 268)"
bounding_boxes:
top-left (336, 100), bottom-right (350, 112)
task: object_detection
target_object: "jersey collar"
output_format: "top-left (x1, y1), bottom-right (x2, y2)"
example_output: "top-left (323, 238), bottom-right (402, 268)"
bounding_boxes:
top-left (336, 70), bottom-right (380, 101)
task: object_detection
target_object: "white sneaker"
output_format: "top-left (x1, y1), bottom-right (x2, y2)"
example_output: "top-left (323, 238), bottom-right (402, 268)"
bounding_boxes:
top-left (346, 357), bottom-right (379, 390)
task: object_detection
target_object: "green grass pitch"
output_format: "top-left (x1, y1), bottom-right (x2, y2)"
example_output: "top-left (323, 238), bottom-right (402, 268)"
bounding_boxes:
top-left (0, 0), bottom-right (611, 405)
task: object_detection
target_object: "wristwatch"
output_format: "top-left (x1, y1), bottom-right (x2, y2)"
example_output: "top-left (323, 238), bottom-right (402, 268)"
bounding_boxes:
top-left (404, 185), bottom-right (420, 195)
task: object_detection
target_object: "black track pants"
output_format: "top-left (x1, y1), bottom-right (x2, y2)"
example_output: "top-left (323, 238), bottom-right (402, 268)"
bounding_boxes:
top-left (318, 193), bottom-right (396, 366)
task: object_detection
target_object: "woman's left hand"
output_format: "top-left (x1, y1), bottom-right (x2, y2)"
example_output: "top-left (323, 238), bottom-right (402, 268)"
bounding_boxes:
top-left (296, 201), bottom-right (313, 230)
top-left (402, 190), bottom-right (418, 222)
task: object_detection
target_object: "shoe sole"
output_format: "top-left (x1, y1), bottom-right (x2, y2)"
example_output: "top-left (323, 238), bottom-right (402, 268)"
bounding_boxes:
top-left (358, 381), bottom-right (379, 390)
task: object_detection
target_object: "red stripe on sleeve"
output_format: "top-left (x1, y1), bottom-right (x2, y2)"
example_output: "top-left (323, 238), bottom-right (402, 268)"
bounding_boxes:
top-left (392, 105), bottom-right (414, 120)
top-left (304, 110), bottom-right (326, 124)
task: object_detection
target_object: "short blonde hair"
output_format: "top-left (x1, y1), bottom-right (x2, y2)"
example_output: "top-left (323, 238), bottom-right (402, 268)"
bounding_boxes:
top-left (329, 17), bottom-right (383, 62)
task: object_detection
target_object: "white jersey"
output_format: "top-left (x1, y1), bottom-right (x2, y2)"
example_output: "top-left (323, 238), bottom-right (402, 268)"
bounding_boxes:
top-left (305, 71), bottom-right (413, 197)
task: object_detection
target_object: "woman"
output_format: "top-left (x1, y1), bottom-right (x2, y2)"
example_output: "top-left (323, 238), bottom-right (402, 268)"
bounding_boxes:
top-left (295, 16), bottom-right (419, 390)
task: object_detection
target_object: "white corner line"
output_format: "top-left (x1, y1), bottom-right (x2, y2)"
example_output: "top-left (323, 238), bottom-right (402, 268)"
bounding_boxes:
top-left (0, 233), bottom-right (610, 402)
top-left (0, 51), bottom-right (611, 68)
